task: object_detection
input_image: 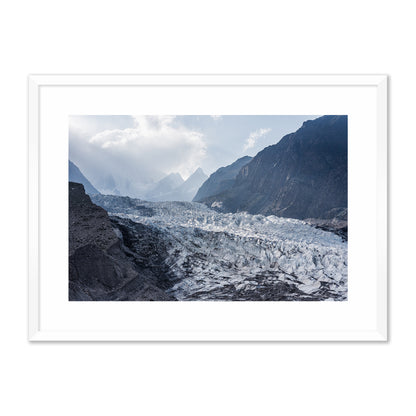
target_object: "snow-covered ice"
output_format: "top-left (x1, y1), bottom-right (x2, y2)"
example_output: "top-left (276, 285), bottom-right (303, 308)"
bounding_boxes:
top-left (93, 196), bottom-right (348, 301)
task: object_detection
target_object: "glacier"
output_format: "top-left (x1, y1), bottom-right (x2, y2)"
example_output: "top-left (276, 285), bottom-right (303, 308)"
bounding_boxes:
top-left (92, 195), bottom-right (347, 301)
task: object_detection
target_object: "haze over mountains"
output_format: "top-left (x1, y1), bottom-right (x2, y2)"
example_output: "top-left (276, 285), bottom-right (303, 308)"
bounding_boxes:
top-left (146, 168), bottom-right (208, 202)
top-left (146, 173), bottom-right (184, 200)
top-left (69, 160), bottom-right (208, 202)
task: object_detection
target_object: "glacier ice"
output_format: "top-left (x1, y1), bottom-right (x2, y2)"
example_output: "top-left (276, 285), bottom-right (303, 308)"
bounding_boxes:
top-left (92, 196), bottom-right (348, 301)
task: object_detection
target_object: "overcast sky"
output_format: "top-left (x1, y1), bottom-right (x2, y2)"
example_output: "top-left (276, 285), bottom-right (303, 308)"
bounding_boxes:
top-left (69, 115), bottom-right (319, 194)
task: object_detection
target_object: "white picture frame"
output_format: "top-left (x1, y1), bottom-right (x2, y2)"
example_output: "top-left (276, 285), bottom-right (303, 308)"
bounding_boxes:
top-left (28, 74), bottom-right (388, 341)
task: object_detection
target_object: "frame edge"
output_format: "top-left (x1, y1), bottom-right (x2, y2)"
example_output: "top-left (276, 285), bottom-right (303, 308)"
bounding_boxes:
top-left (28, 75), bottom-right (40, 341)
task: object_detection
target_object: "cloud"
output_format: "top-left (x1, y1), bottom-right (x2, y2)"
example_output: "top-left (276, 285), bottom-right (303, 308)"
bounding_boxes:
top-left (243, 128), bottom-right (271, 151)
top-left (69, 115), bottom-right (207, 197)
top-left (210, 115), bottom-right (222, 121)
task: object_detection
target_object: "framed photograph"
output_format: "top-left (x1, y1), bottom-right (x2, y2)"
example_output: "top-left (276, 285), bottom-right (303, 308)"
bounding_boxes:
top-left (28, 74), bottom-right (387, 341)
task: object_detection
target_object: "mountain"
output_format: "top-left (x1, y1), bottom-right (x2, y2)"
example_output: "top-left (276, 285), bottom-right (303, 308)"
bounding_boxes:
top-left (193, 156), bottom-right (252, 202)
top-left (198, 115), bottom-right (347, 221)
top-left (146, 173), bottom-right (184, 201)
top-left (176, 168), bottom-right (208, 201)
top-left (69, 182), bottom-right (174, 301)
top-left (151, 168), bottom-right (208, 202)
top-left (68, 160), bottom-right (100, 195)
top-left (94, 174), bottom-right (121, 196)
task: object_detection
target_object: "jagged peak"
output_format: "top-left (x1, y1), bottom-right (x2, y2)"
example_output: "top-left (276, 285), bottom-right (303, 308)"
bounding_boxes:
top-left (192, 167), bottom-right (205, 176)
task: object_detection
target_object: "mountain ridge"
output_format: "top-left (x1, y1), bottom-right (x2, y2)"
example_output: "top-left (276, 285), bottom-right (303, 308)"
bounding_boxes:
top-left (69, 160), bottom-right (100, 195)
top-left (198, 115), bottom-right (347, 220)
top-left (148, 168), bottom-right (207, 201)
top-left (146, 172), bottom-right (184, 200)
top-left (193, 156), bottom-right (252, 202)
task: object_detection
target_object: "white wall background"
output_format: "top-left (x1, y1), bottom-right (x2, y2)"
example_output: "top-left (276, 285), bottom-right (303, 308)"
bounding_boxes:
top-left (0, 1), bottom-right (412, 415)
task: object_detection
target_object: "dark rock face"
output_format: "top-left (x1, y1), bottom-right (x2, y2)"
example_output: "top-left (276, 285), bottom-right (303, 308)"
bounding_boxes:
top-left (193, 156), bottom-right (252, 202)
top-left (305, 207), bottom-right (348, 241)
top-left (69, 182), bottom-right (118, 256)
top-left (69, 160), bottom-right (100, 195)
top-left (200, 115), bottom-right (347, 220)
top-left (69, 182), bottom-right (175, 301)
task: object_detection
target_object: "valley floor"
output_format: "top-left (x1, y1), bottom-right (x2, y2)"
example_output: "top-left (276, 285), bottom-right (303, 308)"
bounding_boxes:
top-left (92, 195), bottom-right (348, 301)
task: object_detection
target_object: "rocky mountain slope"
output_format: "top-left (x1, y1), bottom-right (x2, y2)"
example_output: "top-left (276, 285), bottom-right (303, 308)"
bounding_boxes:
top-left (69, 160), bottom-right (100, 195)
top-left (198, 115), bottom-right (347, 221)
top-left (69, 182), bottom-right (175, 301)
top-left (193, 156), bottom-right (252, 202)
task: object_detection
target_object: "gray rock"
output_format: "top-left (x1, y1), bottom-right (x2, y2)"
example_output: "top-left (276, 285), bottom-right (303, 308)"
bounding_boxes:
top-left (193, 156), bottom-right (252, 202)
top-left (199, 115), bottom-right (348, 222)
top-left (68, 182), bottom-right (175, 301)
